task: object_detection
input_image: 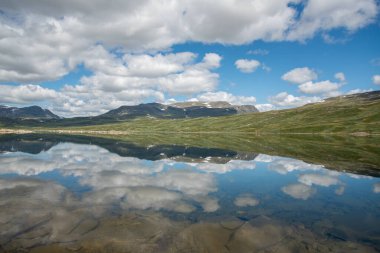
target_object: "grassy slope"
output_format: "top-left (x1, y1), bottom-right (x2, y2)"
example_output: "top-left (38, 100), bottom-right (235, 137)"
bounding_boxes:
top-left (58, 93), bottom-right (380, 134)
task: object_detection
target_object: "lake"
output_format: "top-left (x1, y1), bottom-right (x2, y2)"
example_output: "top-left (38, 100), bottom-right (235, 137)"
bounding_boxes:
top-left (0, 134), bottom-right (379, 252)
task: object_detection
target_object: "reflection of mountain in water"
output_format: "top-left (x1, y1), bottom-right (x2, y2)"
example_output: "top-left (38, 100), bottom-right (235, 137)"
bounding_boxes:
top-left (0, 136), bottom-right (58, 154)
top-left (0, 134), bottom-right (258, 163)
top-left (1, 133), bottom-right (379, 177)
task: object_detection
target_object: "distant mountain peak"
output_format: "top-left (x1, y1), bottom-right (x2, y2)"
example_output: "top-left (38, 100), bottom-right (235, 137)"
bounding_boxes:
top-left (99, 101), bottom-right (258, 120)
top-left (171, 101), bottom-right (233, 108)
top-left (0, 105), bottom-right (60, 120)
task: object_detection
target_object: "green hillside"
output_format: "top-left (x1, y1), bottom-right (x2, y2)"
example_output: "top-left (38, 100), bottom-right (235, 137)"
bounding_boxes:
top-left (1, 91), bottom-right (379, 134)
top-left (57, 91), bottom-right (380, 134)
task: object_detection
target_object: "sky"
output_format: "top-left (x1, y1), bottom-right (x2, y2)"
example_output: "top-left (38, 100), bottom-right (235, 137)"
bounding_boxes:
top-left (0, 0), bottom-right (379, 117)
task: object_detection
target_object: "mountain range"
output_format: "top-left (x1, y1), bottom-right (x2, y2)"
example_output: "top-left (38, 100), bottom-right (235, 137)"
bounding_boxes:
top-left (98, 101), bottom-right (258, 120)
top-left (0, 101), bottom-right (258, 122)
top-left (52, 90), bottom-right (380, 134)
top-left (1, 91), bottom-right (379, 135)
top-left (0, 105), bottom-right (59, 120)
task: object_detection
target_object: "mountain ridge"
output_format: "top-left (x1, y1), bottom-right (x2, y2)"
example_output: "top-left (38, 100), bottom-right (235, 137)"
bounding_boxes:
top-left (0, 102), bottom-right (258, 121)
top-left (98, 101), bottom-right (258, 120)
top-left (0, 105), bottom-right (60, 120)
top-left (1, 91), bottom-right (379, 133)
top-left (55, 90), bottom-right (380, 134)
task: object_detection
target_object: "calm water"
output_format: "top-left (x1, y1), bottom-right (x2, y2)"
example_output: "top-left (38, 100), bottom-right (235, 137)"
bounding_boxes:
top-left (0, 135), bottom-right (379, 252)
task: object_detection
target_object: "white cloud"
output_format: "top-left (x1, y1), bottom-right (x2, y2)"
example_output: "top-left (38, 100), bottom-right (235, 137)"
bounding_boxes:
top-left (159, 68), bottom-right (219, 95)
top-left (0, 0), bottom-right (377, 115)
top-left (346, 88), bottom-right (373, 95)
top-left (124, 52), bottom-right (196, 78)
top-left (334, 72), bottom-right (346, 82)
top-left (298, 174), bottom-right (340, 187)
top-left (282, 67), bottom-right (318, 84)
top-left (268, 92), bottom-right (321, 107)
top-left (287, 0), bottom-right (378, 41)
top-left (0, 84), bottom-right (57, 104)
top-left (268, 157), bottom-right (324, 175)
top-left (235, 59), bottom-right (261, 73)
top-left (373, 75), bottom-right (380, 85)
top-left (50, 50), bottom-right (221, 116)
top-left (255, 104), bottom-right (276, 112)
top-left (0, 0), bottom-right (376, 84)
top-left (196, 160), bottom-right (256, 174)
top-left (298, 80), bottom-right (341, 95)
top-left (0, 143), bottom-right (221, 213)
top-left (196, 91), bottom-right (256, 105)
top-left (281, 68), bottom-right (346, 99)
top-left (121, 187), bottom-right (196, 213)
top-left (281, 183), bottom-right (316, 200)
top-left (0, 16), bottom-right (87, 83)
top-left (0, 0), bottom-right (295, 83)
top-left (234, 194), bottom-right (259, 207)
top-left (201, 53), bottom-right (223, 69)
top-left (254, 154), bottom-right (276, 163)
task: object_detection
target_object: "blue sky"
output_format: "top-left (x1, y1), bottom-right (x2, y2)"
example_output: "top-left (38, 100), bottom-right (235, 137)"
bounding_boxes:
top-left (173, 25), bottom-right (380, 104)
top-left (0, 0), bottom-right (379, 116)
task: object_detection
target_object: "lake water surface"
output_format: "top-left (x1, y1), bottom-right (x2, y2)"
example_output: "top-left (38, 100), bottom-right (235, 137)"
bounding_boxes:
top-left (0, 134), bottom-right (379, 252)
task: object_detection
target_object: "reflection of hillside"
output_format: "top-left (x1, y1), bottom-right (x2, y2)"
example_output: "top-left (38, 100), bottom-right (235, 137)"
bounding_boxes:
top-left (0, 135), bottom-right (58, 154)
top-left (0, 134), bottom-right (258, 163)
top-left (105, 133), bottom-right (380, 177)
top-left (0, 133), bottom-right (379, 176)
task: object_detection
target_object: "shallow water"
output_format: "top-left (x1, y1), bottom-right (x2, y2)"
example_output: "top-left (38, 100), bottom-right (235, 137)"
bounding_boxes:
top-left (0, 135), bottom-right (379, 252)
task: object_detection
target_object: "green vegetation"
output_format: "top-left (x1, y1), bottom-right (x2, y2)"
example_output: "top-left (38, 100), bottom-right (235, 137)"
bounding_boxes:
top-left (51, 92), bottom-right (380, 134)
top-left (1, 91), bottom-right (380, 134)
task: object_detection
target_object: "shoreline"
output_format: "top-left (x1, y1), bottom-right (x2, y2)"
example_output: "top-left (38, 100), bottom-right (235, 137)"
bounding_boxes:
top-left (0, 128), bottom-right (378, 136)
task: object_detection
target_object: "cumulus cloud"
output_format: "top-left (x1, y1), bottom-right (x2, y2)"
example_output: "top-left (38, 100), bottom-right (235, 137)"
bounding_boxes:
top-left (268, 92), bottom-right (321, 107)
top-left (196, 91), bottom-right (256, 105)
top-left (0, 142), bottom-right (220, 213)
top-left (298, 174), bottom-right (341, 187)
top-left (49, 50), bottom-right (222, 116)
top-left (268, 157), bottom-right (324, 175)
top-left (196, 160), bottom-right (256, 174)
top-left (281, 67), bottom-right (345, 99)
top-left (255, 104), bottom-right (276, 112)
top-left (235, 59), bottom-right (261, 73)
top-left (373, 75), bottom-right (380, 85)
top-left (0, 84), bottom-right (57, 104)
top-left (0, 0), bottom-right (293, 83)
top-left (0, 0), bottom-right (377, 83)
top-left (346, 88), bottom-right (373, 95)
top-left (287, 0), bottom-right (378, 41)
top-left (282, 67), bottom-right (318, 84)
top-left (0, 0), bottom-right (377, 114)
top-left (298, 80), bottom-right (342, 95)
top-left (124, 52), bottom-right (196, 78)
top-left (282, 183), bottom-right (316, 200)
top-left (254, 154), bottom-right (276, 163)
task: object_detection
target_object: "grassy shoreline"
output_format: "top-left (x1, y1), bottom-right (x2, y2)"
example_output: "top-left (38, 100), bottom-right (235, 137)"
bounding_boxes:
top-left (1, 128), bottom-right (379, 136)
